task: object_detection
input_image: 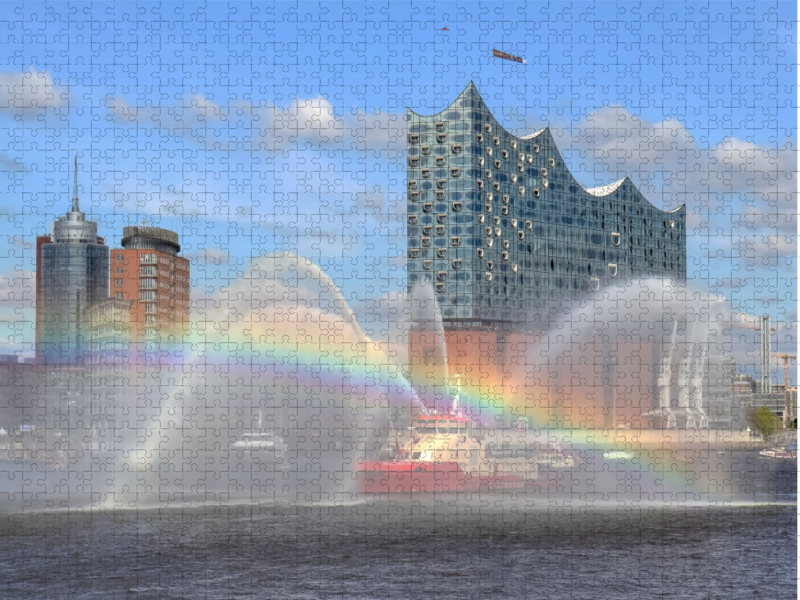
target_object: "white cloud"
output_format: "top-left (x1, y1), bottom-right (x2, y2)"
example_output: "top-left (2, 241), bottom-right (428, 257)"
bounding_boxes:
top-left (0, 68), bottom-right (65, 110)
top-left (554, 106), bottom-right (796, 211)
top-left (108, 93), bottom-right (404, 155)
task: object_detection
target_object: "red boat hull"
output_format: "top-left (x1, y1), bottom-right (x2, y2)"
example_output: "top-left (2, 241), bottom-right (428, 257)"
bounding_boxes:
top-left (358, 460), bottom-right (551, 493)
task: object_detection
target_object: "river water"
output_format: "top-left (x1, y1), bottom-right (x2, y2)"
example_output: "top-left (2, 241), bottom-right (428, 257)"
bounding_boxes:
top-left (0, 453), bottom-right (795, 599)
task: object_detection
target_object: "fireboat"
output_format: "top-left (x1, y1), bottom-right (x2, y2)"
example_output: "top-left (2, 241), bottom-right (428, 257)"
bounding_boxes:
top-left (358, 376), bottom-right (555, 493)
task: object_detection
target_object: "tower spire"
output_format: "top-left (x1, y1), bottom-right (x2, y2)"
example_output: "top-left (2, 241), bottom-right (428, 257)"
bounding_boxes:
top-left (71, 154), bottom-right (79, 212)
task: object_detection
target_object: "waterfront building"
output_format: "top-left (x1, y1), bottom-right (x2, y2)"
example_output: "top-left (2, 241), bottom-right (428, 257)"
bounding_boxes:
top-left (406, 82), bottom-right (687, 333)
top-left (110, 223), bottom-right (190, 344)
top-left (704, 357), bottom-right (735, 429)
top-left (733, 374), bottom-right (757, 427)
top-left (81, 297), bottom-right (133, 366)
top-left (36, 157), bottom-right (109, 364)
top-left (405, 83), bottom-right (689, 423)
top-left (786, 388), bottom-right (797, 425)
top-left (753, 388), bottom-right (787, 423)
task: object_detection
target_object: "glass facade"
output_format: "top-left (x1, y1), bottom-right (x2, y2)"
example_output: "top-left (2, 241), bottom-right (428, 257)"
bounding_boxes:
top-left (406, 83), bottom-right (687, 330)
top-left (39, 218), bottom-right (109, 364)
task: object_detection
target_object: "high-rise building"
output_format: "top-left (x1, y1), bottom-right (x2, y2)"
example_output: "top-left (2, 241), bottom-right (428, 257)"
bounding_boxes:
top-left (110, 223), bottom-right (190, 344)
top-left (406, 82), bottom-right (687, 332)
top-left (36, 157), bottom-right (109, 364)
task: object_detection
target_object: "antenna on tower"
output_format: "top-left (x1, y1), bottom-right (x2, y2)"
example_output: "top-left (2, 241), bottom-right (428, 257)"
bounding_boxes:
top-left (71, 154), bottom-right (79, 212)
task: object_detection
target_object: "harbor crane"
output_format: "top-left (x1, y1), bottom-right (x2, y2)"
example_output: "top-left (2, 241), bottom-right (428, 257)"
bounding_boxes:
top-left (771, 354), bottom-right (797, 389)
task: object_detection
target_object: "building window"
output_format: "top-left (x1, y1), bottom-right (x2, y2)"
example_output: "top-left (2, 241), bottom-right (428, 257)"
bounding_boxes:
top-left (115, 279), bottom-right (123, 286)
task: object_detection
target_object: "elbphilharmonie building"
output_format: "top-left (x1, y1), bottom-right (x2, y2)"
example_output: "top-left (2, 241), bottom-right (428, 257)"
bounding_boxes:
top-left (406, 82), bottom-right (687, 332)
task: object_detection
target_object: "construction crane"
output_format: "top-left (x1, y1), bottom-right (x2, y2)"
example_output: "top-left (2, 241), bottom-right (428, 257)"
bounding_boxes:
top-left (771, 354), bottom-right (796, 389)
top-left (730, 319), bottom-right (776, 333)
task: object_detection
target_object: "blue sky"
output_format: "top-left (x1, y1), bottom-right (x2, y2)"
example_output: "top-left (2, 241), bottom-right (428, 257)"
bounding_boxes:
top-left (0, 1), bottom-right (795, 379)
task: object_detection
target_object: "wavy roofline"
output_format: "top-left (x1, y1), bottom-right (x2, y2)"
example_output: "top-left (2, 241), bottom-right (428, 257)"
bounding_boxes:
top-left (408, 82), bottom-right (687, 211)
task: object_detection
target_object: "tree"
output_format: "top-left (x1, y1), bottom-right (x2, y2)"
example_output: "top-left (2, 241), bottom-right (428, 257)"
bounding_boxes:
top-left (748, 406), bottom-right (782, 439)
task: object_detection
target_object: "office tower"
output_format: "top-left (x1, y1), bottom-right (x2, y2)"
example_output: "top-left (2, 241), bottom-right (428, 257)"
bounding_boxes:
top-left (110, 223), bottom-right (190, 343)
top-left (36, 156), bottom-right (109, 364)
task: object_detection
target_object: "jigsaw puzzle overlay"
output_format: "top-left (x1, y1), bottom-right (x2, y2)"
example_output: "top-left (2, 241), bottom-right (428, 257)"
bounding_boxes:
top-left (0, 2), bottom-right (796, 599)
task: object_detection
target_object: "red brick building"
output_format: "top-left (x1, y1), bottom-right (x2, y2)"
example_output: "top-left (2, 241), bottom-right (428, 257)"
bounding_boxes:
top-left (109, 225), bottom-right (190, 344)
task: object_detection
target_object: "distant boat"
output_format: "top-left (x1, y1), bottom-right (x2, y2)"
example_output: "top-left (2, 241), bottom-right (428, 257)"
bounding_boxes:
top-left (759, 448), bottom-right (797, 459)
top-left (603, 450), bottom-right (635, 460)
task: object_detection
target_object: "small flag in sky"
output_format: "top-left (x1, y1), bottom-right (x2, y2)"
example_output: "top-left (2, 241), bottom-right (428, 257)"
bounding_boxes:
top-left (442, 27), bottom-right (449, 31)
top-left (492, 49), bottom-right (526, 64)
